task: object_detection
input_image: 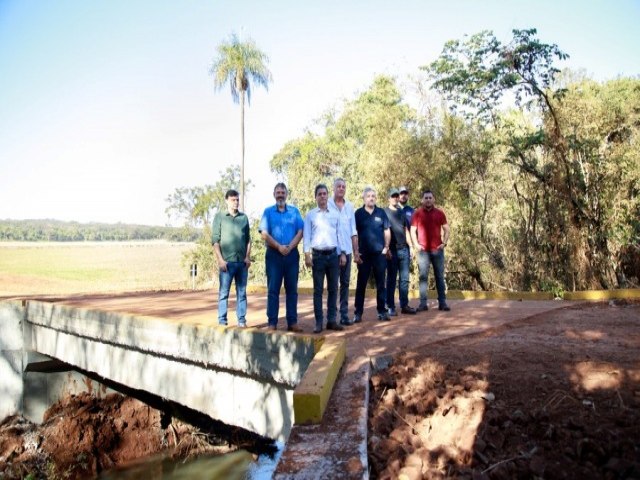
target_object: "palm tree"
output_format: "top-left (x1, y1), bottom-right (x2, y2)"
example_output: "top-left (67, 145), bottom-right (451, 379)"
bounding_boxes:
top-left (210, 33), bottom-right (272, 212)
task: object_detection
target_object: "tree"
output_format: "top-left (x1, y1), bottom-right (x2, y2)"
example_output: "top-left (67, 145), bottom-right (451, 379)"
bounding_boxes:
top-left (210, 33), bottom-right (272, 212)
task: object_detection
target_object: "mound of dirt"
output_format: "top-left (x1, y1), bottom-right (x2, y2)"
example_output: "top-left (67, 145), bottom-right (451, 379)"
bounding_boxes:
top-left (0, 392), bottom-right (268, 479)
top-left (369, 301), bottom-right (640, 479)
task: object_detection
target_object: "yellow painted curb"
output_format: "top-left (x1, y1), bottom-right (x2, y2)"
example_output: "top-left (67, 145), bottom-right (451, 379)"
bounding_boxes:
top-left (563, 288), bottom-right (640, 301)
top-left (293, 336), bottom-right (346, 425)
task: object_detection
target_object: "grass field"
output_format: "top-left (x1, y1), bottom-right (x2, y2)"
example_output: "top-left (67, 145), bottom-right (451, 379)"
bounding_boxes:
top-left (0, 241), bottom-right (197, 297)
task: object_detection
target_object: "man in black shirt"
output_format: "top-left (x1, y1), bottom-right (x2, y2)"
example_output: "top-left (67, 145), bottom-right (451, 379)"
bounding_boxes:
top-left (354, 187), bottom-right (391, 322)
top-left (384, 188), bottom-right (417, 316)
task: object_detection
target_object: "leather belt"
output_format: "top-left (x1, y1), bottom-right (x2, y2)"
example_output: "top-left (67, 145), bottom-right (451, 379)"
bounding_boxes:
top-left (312, 248), bottom-right (337, 255)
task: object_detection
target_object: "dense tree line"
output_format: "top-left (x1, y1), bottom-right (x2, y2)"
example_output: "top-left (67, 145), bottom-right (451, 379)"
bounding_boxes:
top-left (0, 219), bottom-right (200, 242)
top-left (270, 29), bottom-right (639, 293)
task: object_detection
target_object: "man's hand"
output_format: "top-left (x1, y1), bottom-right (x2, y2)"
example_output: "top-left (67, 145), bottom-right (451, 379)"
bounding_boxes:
top-left (304, 253), bottom-right (313, 268)
top-left (278, 244), bottom-right (291, 256)
top-left (339, 253), bottom-right (347, 267)
top-left (353, 252), bottom-right (363, 264)
top-left (437, 242), bottom-right (447, 251)
top-left (244, 257), bottom-right (252, 268)
top-left (218, 259), bottom-right (228, 272)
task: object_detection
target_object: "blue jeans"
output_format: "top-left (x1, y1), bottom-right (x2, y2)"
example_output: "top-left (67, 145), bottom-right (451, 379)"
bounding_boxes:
top-left (266, 248), bottom-right (300, 327)
top-left (354, 252), bottom-right (387, 315)
top-left (312, 250), bottom-right (339, 328)
top-left (417, 249), bottom-right (446, 307)
top-left (338, 254), bottom-right (352, 322)
top-left (218, 261), bottom-right (248, 326)
top-left (386, 247), bottom-right (410, 309)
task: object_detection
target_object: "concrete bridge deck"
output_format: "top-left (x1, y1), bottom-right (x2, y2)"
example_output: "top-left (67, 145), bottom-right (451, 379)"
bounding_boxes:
top-left (15, 290), bottom-right (574, 478)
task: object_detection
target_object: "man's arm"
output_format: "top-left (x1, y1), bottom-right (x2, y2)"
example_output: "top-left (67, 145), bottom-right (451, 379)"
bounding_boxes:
top-left (213, 243), bottom-right (227, 272)
top-left (382, 228), bottom-right (391, 255)
top-left (410, 225), bottom-right (423, 251)
top-left (439, 223), bottom-right (450, 250)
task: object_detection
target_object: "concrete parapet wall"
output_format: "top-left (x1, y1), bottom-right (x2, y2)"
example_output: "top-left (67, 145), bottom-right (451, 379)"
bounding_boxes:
top-left (293, 337), bottom-right (346, 425)
top-left (0, 301), bottom-right (25, 420)
top-left (25, 301), bottom-right (316, 387)
top-left (563, 288), bottom-right (640, 301)
top-left (17, 300), bottom-right (321, 440)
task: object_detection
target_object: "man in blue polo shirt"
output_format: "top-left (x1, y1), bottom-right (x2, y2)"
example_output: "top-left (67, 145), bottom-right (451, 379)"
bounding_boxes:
top-left (259, 183), bottom-right (304, 332)
top-left (354, 187), bottom-right (391, 322)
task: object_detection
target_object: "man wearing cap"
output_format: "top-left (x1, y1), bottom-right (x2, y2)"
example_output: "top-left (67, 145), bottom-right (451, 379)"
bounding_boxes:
top-left (354, 187), bottom-right (391, 322)
top-left (398, 186), bottom-right (414, 225)
top-left (212, 189), bottom-right (252, 327)
top-left (259, 182), bottom-right (305, 332)
top-left (304, 184), bottom-right (346, 333)
top-left (329, 178), bottom-right (360, 326)
top-left (410, 190), bottom-right (451, 312)
top-left (384, 188), bottom-right (417, 316)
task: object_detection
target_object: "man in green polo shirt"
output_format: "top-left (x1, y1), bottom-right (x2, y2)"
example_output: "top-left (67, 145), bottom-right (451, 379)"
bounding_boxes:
top-left (212, 189), bottom-right (252, 327)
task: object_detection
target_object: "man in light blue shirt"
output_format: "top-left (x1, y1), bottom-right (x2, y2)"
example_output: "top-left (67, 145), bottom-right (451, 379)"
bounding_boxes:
top-left (304, 184), bottom-right (346, 333)
top-left (259, 183), bottom-right (304, 332)
top-left (328, 178), bottom-right (360, 325)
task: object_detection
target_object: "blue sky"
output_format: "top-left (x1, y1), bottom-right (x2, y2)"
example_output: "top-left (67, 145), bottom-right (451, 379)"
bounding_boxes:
top-left (1, 0), bottom-right (638, 226)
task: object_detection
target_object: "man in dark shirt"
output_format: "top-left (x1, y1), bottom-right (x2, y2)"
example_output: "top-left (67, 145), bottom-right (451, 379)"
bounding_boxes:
top-left (384, 188), bottom-right (417, 316)
top-left (354, 187), bottom-right (391, 322)
top-left (398, 186), bottom-right (414, 225)
top-left (211, 189), bottom-right (251, 327)
top-left (410, 190), bottom-right (451, 312)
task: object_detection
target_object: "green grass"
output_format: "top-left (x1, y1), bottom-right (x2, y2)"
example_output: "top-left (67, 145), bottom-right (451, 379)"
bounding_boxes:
top-left (0, 241), bottom-right (196, 296)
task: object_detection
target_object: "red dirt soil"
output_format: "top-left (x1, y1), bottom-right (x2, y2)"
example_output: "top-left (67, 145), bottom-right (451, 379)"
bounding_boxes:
top-left (368, 301), bottom-right (640, 479)
top-left (0, 393), bottom-right (255, 479)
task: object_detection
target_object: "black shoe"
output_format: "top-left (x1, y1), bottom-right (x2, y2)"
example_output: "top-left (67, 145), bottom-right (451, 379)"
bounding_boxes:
top-left (387, 308), bottom-right (398, 317)
top-left (416, 305), bottom-right (429, 312)
top-left (287, 324), bottom-right (304, 332)
top-left (313, 326), bottom-right (323, 334)
top-left (401, 306), bottom-right (417, 314)
top-left (438, 304), bottom-right (451, 311)
top-left (326, 322), bottom-right (344, 331)
top-left (377, 312), bottom-right (390, 321)
top-left (339, 318), bottom-right (353, 326)
top-left (353, 314), bottom-right (362, 324)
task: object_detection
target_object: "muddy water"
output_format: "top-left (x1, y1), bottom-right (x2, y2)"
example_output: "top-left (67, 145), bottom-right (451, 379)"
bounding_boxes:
top-left (0, 392), bottom-right (279, 479)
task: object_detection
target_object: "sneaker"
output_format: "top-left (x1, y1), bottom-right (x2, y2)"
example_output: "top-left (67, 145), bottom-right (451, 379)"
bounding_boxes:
top-left (353, 314), bottom-right (362, 324)
top-left (377, 312), bottom-right (391, 321)
top-left (339, 318), bottom-right (353, 326)
top-left (438, 304), bottom-right (451, 311)
top-left (237, 323), bottom-right (247, 328)
top-left (401, 306), bottom-right (417, 314)
top-left (326, 322), bottom-right (344, 331)
top-left (267, 324), bottom-right (277, 331)
top-left (416, 305), bottom-right (429, 312)
top-left (387, 308), bottom-right (398, 317)
top-left (287, 324), bottom-right (304, 333)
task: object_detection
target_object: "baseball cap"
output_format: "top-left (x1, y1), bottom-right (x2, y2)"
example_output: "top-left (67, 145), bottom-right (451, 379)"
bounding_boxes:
top-left (399, 186), bottom-right (409, 193)
top-left (388, 187), bottom-right (400, 197)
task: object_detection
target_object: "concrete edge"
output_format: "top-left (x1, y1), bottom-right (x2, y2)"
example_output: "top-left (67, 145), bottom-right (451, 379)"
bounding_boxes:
top-left (563, 288), bottom-right (640, 301)
top-left (292, 337), bottom-right (346, 424)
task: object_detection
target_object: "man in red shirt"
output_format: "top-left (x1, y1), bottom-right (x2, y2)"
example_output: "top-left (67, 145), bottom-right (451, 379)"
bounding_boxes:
top-left (410, 190), bottom-right (451, 311)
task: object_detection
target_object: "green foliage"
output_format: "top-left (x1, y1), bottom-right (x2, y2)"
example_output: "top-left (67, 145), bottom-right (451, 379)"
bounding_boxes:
top-left (269, 30), bottom-right (639, 292)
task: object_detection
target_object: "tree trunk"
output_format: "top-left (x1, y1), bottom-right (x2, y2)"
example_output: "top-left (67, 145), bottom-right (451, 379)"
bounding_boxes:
top-left (240, 92), bottom-right (246, 212)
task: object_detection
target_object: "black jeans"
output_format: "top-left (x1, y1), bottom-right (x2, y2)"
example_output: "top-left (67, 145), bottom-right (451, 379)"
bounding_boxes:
top-left (354, 252), bottom-right (387, 315)
top-left (312, 250), bottom-right (339, 327)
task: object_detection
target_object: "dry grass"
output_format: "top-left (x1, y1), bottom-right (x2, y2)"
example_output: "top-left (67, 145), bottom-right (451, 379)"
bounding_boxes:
top-left (0, 241), bottom-right (195, 297)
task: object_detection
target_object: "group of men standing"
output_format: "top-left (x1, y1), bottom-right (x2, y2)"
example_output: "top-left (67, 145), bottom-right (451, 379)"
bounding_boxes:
top-left (211, 180), bottom-right (450, 333)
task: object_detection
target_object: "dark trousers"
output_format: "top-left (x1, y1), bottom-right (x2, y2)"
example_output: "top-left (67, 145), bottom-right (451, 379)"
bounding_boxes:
top-left (386, 246), bottom-right (411, 309)
top-left (354, 252), bottom-right (387, 315)
top-left (311, 250), bottom-right (339, 327)
top-left (266, 248), bottom-right (300, 326)
top-left (338, 253), bottom-right (352, 322)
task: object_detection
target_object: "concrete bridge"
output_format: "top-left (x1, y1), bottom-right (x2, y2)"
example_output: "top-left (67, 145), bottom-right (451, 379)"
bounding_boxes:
top-left (0, 300), bottom-right (345, 442)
